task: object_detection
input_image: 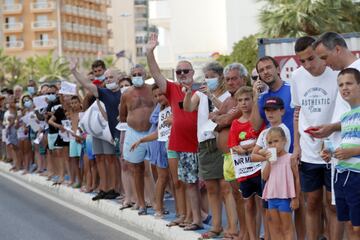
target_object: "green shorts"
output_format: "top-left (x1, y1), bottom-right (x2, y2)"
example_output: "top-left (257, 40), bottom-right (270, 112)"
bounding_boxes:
top-left (223, 153), bottom-right (236, 182)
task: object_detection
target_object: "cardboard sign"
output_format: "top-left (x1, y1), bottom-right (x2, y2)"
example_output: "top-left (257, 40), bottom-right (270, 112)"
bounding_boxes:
top-left (59, 81), bottom-right (77, 96)
top-left (157, 106), bottom-right (172, 142)
top-left (231, 149), bottom-right (262, 179)
top-left (33, 95), bottom-right (48, 110)
top-left (79, 101), bottom-right (113, 143)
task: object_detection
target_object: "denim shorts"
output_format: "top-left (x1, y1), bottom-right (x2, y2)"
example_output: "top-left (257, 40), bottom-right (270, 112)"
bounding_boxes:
top-left (268, 198), bottom-right (292, 213)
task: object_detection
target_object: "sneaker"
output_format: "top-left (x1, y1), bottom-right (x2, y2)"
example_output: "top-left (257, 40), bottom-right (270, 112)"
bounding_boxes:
top-left (92, 190), bottom-right (107, 201)
top-left (103, 189), bottom-right (120, 199)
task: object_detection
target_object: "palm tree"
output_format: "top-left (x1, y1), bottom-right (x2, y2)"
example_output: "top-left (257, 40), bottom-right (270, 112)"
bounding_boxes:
top-left (4, 56), bottom-right (27, 87)
top-left (0, 48), bottom-right (9, 87)
top-left (258, 0), bottom-right (360, 38)
top-left (33, 52), bottom-right (71, 82)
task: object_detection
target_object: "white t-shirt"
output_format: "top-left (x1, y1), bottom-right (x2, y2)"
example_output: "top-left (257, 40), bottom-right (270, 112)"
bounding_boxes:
top-left (290, 66), bottom-right (338, 164)
top-left (256, 123), bottom-right (291, 151)
top-left (329, 58), bottom-right (360, 148)
top-left (195, 91), bottom-right (230, 142)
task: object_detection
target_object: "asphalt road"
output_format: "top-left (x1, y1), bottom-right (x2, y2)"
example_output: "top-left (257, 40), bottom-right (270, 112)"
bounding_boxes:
top-left (0, 173), bottom-right (159, 240)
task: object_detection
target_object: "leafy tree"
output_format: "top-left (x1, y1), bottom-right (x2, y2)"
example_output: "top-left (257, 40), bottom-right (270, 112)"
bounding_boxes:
top-left (0, 48), bottom-right (9, 87)
top-left (258, 0), bottom-right (360, 38)
top-left (4, 56), bottom-right (27, 87)
top-left (218, 35), bottom-right (258, 75)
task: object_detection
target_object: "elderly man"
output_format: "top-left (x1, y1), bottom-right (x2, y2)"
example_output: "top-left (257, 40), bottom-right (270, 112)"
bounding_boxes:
top-left (210, 63), bottom-right (248, 239)
top-left (147, 33), bottom-right (203, 230)
top-left (120, 64), bottom-right (155, 215)
top-left (71, 59), bottom-right (120, 201)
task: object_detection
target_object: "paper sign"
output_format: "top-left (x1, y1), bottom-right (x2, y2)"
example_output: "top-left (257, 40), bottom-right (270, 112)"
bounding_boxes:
top-left (59, 81), bottom-right (77, 96)
top-left (79, 101), bottom-right (113, 143)
top-left (29, 113), bottom-right (41, 132)
top-left (21, 112), bottom-right (32, 126)
top-left (33, 95), bottom-right (48, 110)
top-left (199, 119), bottom-right (217, 134)
top-left (157, 106), bottom-right (172, 142)
top-left (33, 132), bottom-right (44, 145)
top-left (116, 122), bottom-right (128, 131)
top-left (231, 149), bottom-right (262, 179)
top-left (59, 120), bottom-right (72, 141)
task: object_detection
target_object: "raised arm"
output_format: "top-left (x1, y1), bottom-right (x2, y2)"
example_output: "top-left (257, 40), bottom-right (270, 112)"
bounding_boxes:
top-left (249, 85), bottom-right (264, 131)
top-left (69, 58), bottom-right (98, 98)
top-left (183, 91), bottom-right (200, 112)
top-left (146, 33), bottom-right (168, 93)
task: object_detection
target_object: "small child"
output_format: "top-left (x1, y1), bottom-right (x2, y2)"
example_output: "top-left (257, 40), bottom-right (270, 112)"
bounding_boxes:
top-left (321, 68), bottom-right (360, 237)
top-left (228, 86), bottom-right (264, 240)
top-left (261, 127), bottom-right (300, 240)
top-left (6, 114), bottom-right (19, 171)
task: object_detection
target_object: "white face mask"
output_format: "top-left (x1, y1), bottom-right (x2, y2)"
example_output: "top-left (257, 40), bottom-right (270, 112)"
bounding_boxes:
top-left (106, 82), bottom-right (118, 90)
top-left (121, 86), bottom-right (130, 94)
top-left (132, 76), bottom-right (144, 87)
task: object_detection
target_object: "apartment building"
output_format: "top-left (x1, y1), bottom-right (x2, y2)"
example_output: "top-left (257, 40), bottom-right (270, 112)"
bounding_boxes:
top-left (1, 0), bottom-right (112, 61)
top-left (110, 0), bottom-right (150, 71)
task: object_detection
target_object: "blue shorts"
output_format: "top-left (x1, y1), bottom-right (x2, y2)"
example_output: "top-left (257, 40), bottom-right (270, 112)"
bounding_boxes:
top-left (69, 139), bottom-right (82, 157)
top-left (300, 162), bottom-right (331, 192)
top-left (123, 127), bottom-right (150, 164)
top-left (48, 133), bottom-right (60, 150)
top-left (334, 170), bottom-right (360, 226)
top-left (268, 198), bottom-right (292, 213)
top-left (240, 174), bottom-right (262, 199)
top-left (85, 135), bottom-right (95, 160)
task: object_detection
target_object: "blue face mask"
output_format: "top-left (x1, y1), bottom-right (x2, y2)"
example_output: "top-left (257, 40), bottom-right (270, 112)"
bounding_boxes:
top-left (205, 78), bottom-right (219, 91)
top-left (24, 100), bottom-right (33, 108)
top-left (97, 75), bottom-right (106, 81)
top-left (47, 94), bottom-right (56, 102)
top-left (27, 86), bottom-right (36, 95)
top-left (132, 76), bottom-right (144, 87)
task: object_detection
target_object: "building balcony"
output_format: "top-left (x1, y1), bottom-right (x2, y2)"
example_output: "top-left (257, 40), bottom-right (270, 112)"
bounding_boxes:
top-left (32, 39), bottom-right (57, 50)
top-left (2, 3), bottom-right (23, 15)
top-left (4, 41), bottom-right (24, 51)
top-left (3, 22), bottom-right (24, 33)
top-left (30, 1), bottom-right (55, 13)
top-left (31, 20), bottom-right (56, 31)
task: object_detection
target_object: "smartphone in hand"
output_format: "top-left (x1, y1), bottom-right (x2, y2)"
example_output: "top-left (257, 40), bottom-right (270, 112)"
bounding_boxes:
top-left (191, 82), bottom-right (205, 91)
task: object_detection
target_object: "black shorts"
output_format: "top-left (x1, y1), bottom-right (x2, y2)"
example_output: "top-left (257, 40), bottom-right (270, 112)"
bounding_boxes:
top-left (240, 174), bottom-right (262, 199)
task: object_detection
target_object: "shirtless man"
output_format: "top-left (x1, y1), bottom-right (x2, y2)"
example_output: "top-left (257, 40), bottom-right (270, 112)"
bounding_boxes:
top-left (120, 64), bottom-right (155, 215)
top-left (210, 63), bottom-right (247, 239)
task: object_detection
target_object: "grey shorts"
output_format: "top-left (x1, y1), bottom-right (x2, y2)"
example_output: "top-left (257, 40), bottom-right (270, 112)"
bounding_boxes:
top-left (92, 136), bottom-right (115, 155)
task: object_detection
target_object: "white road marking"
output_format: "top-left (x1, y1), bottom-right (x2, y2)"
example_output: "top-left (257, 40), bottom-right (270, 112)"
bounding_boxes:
top-left (0, 171), bottom-right (152, 240)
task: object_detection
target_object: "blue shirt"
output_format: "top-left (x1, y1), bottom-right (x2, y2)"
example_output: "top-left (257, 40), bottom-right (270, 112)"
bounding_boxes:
top-left (97, 87), bottom-right (121, 138)
top-left (258, 81), bottom-right (294, 152)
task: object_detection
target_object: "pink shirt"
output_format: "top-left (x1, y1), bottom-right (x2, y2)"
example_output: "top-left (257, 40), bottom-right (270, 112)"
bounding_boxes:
top-left (262, 153), bottom-right (296, 200)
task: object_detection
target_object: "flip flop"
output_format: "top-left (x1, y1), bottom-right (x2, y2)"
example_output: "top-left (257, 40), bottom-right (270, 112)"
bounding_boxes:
top-left (183, 223), bottom-right (204, 231)
top-left (179, 221), bottom-right (192, 228)
top-left (200, 230), bottom-right (223, 239)
top-left (166, 221), bottom-right (180, 227)
top-left (119, 202), bottom-right (133, 210)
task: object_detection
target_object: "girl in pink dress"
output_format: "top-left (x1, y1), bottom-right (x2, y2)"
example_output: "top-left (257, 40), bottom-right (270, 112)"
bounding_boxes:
top-left (260, 127), bottom-right (300, 240)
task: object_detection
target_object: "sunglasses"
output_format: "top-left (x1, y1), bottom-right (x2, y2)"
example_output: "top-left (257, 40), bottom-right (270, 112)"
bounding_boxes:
top-left (251, 75), bottom-right (259, 81)
top-left (132, 73), bottom-right (142, 77)
top-left (175, 69), bottom-right (192, 75)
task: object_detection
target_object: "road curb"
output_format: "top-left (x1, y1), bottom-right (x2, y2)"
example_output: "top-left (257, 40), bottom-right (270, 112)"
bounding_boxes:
top-left (0, 162), bottom-right (203, 240)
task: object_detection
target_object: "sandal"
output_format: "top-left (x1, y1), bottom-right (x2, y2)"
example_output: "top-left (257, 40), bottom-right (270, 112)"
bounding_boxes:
top-left (200, 230), bottom-right (223, 239)
top-left (179, 221), bottom-right (192, 228)
top-left (183, 223), bottom-right (204, 231)
top-left (166, 216), bottom-right (185, 227)
top-left (119, 202), bottom-right (134, 210)
top-left (221, 232), bottom-right (239, 240)
top-left (138, 207), bottom-right (147, 216)
top-left (154, 212), bottom-right (164, 219)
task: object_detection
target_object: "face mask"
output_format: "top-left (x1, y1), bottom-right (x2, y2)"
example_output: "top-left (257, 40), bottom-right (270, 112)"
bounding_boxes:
top-left (47, 94), bottom-right (56, 102)
top-left (132, 76), bottom-right (144, 87)
top-left (106, 82), bottom-right (118, 90)
top-left (96, 75), bottom-right (106, 81)
top-left (205, 78), bottom-right (219, 91)
top-left (121, 86), bottom-right (130, 94)
top-left (27, 87), bottom-right (36, 95)
top-left (24, 100), bottom-right (33, 108)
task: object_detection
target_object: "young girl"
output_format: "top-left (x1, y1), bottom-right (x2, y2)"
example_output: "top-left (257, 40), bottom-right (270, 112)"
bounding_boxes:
top-left (260, 127), bottom-right (300, 240)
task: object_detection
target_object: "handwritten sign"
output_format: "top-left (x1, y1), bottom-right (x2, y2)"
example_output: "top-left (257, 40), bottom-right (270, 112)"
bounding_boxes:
top-left (59, 81), bottom-right (77, 96)
top-left (157, 106), bottom-right (172, 142)
top-left (33, 95), bottom-right (48, 110)
top-left (231, 149), bottom-right (262, 179)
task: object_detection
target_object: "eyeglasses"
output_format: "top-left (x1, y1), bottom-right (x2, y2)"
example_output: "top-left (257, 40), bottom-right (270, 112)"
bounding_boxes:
top-left (132, 73), bottom-right (142, 77)
top-left (251, 75), bottom-right (259, 81)
top-left (175, 69), bottom-right (192, 75)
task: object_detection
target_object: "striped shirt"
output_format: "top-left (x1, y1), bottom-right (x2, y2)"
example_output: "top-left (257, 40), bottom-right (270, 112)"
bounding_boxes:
top-left (337, 106), bottom-right (360, 172)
